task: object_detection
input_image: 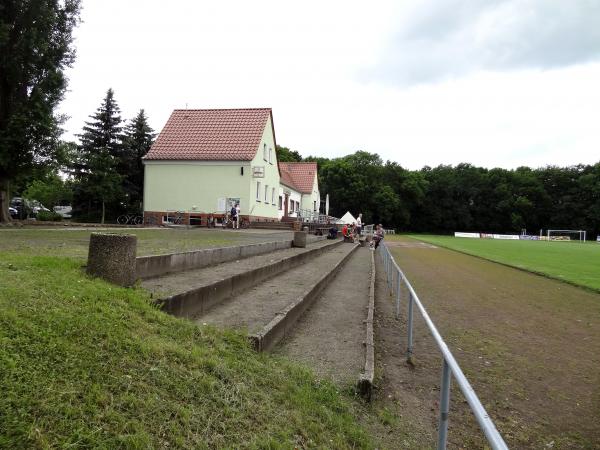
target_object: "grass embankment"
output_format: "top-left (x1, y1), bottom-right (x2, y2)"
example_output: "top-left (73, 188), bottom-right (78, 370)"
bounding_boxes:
top-left (0, 231), bottom-right (374, 448)
top-left (406, 234), bottom-right (600, 291)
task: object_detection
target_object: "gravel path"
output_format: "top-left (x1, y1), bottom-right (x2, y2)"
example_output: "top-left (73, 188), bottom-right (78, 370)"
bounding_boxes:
top-left (195, 244), bottom-right (357, 334)
top-left (274, 247), bottom-right (371, 385)
top-left (141, 238), bottom-right (334, 297)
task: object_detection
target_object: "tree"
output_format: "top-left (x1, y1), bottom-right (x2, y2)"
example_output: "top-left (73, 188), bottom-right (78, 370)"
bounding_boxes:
top-left (72, 89), bottom-right (124, 224)
top-left (121, 109), bottom-right (155, 212)
top-left (23, 173), bottom-right (72, 208)
top-left (0, 0), bottom-right (81, 222)
top-left (276, 145), bottom-right (302, 162)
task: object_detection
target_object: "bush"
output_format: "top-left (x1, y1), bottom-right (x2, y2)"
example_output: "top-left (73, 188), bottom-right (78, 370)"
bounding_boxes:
top-left (36, 211), bottom-right (63, 222)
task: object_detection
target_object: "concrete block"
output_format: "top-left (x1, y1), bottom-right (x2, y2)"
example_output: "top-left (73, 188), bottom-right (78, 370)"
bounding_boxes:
top-left (293, 231), bottom-right (307, 248)
top-left (87, 233), bottom-right (137, 287)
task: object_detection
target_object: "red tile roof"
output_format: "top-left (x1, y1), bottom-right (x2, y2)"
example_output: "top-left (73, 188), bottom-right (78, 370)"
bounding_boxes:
top-left (144, 108), bottom-right (273, 161)
top-left (278, 162), bottom-right (317, 193)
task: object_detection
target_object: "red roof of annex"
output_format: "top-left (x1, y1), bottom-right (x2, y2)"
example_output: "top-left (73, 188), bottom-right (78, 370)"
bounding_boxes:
top-left (144, 108), bottom-right (273, 161)
top-left (278, 162), bottom-right (317, 194)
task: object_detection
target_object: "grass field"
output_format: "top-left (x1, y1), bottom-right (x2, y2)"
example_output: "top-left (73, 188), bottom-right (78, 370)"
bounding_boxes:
top-left (0, 228), bottom-right (282, 259)
top-left (407, 234), bottom-right (600, 291)
top-left (0, 228), bottom-right (377, 448)
top-left (383, 237), bottom-right (600, 449)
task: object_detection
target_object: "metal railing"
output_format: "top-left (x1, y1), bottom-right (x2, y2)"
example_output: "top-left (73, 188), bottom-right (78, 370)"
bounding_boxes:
top-left (379, 242), bottom-right (509, 450)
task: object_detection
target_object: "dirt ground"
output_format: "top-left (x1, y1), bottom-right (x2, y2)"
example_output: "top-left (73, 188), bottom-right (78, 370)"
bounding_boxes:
top-left (370, 237), bottom-right (600, 449)
top-left (274, 246), bottom-right (371, 386)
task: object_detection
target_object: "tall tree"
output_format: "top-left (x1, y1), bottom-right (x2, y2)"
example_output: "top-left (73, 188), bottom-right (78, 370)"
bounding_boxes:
top-left (72, 89), bottom-right (124, 224)
top-left (0, 0), bottom-right (81, 222)
top-left (276, 145), bottom-right (302, 162)
top-left (121, 109), bottom-right (155, 212)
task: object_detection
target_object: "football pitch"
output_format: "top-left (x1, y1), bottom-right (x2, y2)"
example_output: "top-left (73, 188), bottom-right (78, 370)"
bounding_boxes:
top-left (407, 234), bottom-right (600, 291)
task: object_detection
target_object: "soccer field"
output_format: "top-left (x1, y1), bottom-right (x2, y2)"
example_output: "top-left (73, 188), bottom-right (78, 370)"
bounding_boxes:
top-left (405, 234), bottom-right (600, 291)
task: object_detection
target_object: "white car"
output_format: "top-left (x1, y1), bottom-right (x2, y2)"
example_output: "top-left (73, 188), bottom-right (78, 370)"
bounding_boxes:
top-left (53, 205), bottom-right (72, 219)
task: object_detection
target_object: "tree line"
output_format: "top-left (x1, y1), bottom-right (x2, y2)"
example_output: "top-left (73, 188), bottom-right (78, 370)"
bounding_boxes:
top-left (278, 147), bottom-right (600, 238)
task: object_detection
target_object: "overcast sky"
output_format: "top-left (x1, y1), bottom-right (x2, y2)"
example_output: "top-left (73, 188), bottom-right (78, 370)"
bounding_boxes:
top-left (59, 0), bottom-right (600, 170)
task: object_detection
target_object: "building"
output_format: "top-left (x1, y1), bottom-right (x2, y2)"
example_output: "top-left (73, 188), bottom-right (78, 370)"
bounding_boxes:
top-left (142, 108), bottom-right (320, 225)
top-left (278, 162), bottom-right (320, 220)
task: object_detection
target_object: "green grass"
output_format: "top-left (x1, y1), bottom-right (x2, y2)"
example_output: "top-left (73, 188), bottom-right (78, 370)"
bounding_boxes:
top-left (0, 251), bottom-right (375, 448)
top-left (0, 228), bottom-right (268, 259)
top-left (405, 234), bottom-right (600, 291)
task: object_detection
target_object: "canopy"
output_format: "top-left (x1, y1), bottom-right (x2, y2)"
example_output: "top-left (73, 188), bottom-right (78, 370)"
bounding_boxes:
top-left (337, 211), bottom-right (357, 225)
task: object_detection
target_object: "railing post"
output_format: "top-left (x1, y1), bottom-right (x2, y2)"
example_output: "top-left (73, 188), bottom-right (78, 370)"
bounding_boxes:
top-left (395, 270), bottom-right (402, 319)
top-left (407, 291), bottom-right (414, 362)
top-left (437, 359), bottom-right (452, 450)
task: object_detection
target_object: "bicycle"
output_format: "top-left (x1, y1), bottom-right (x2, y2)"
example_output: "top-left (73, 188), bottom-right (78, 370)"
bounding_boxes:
top-left (117, 214), bottom-right (143, 225)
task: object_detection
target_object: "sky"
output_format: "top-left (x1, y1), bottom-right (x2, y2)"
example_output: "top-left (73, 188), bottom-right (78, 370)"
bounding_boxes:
top-left (58, 0), bottom-right (600, 170)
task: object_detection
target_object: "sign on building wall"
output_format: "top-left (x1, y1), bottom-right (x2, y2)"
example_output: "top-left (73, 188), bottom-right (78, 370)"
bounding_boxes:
top-left (252, 166), bottom-right (265, 178)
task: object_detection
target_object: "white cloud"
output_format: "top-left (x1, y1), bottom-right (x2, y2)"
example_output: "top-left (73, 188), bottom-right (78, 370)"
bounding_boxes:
top-left (58, 0), bottom-right (600, 170)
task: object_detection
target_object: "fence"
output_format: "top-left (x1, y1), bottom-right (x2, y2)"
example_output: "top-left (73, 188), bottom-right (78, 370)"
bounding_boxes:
top-left (378, 242), bottom-right (508, 450)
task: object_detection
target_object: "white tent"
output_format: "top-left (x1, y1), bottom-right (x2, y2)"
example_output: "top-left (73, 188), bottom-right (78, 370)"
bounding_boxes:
top-left (337, 211), bottom-right (357, 225)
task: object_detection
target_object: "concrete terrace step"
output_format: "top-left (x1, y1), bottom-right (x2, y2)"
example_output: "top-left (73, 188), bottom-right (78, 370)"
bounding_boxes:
top-left (142, 238), bottom-right (341, 317)
top-left (274, 247), bottom-right (373, 386)
top-left (195, 243), bottom-right (359, 350)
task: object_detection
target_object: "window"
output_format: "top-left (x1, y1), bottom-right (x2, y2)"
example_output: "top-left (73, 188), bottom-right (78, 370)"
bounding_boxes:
top-left (263, 143), bottom-right (267, 161)
top-left (314, 200), bottom-right (317, 211)
top-left (271, 187), bottom-right (275, 204)
top-left (264, 184), bottom-right (269, 202)
top-left (278, 196), bottom-right (282, 210)
top-left (268, 147), bottom-right (273, 164)
top-left (256, 181), bottom-right (261, 201)
top-left (290, 199), bottom-right (294, 213)
top-left (296, 201), bottom-right (300, 212)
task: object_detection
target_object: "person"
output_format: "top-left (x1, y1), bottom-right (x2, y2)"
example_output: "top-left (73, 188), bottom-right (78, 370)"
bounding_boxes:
top-left (327, 226), bottom-right (338, 239)
top-left (342, 224), bottom-right (348, 238)
top-left (230, 204), bottom-right (238, 229)
top-left (371, 224), bottom-right (384, 250)
top-left (356, 213), bottom-right (362, 236)
top-left (235, 203), bottom-right (241, 228)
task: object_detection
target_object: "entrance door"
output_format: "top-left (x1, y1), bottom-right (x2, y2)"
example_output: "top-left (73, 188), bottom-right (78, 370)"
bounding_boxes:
top-left (284, 193), bottom-right (289, 217)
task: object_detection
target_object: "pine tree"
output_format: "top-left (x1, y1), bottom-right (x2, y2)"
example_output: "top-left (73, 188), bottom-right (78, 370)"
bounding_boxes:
top-left (121, 109), bottom-right (155, 213)
top-left (73, 89), bottom-right (124, 224)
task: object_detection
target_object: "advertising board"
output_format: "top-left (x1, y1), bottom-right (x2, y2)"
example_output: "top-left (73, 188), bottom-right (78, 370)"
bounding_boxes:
top-left (454, 232), bottom-right (480, 238)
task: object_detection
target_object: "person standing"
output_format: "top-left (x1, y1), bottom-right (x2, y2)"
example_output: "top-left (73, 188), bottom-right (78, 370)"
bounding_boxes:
top-left (356, 213), bottom-right (363, 236)
top-left (230, 204), bottom-right (238, 229)
top-left (235, 203), bottom-right (241, 228)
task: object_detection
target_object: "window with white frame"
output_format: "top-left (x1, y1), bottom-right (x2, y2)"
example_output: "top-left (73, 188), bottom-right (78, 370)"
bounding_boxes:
top-left (263, 143), bottom-right (267, 161)
top-left (290, 199), bottom-right (294, 213)
top-left (256, 181), bottom-right (261, 201)
top-left (268, 147), bottom-right (273, 164)
top-left (264, 184), bottom-right (269, 202)
top-left (278, 196), bottom-right (282, 210)
top-left (271, 187), bottom-right (275, 204)
top-left (314, 200), bottom-right (317, 211)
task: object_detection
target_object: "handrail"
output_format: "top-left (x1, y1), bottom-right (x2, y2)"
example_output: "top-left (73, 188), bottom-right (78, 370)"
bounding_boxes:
top-left (379, 242), bottom-right (509, 450)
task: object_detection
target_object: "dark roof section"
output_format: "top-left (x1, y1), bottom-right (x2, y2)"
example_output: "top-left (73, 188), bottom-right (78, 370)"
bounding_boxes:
top-left (144, 108), bottom-right (273, 161)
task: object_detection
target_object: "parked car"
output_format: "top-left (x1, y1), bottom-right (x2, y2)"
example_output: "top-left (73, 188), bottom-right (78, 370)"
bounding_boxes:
top-left (9, 206), bottom-right (18, 218)
top-left (53, 205), bottom-right (72, 219)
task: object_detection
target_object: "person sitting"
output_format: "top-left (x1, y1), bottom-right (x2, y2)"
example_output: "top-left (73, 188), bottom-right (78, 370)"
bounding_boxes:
top-left (327, 226), bottom-right (338, 239)
top-left (370, 224), bottom-right (384, 249)
top-left (342, 224), bottom-right (353, 242)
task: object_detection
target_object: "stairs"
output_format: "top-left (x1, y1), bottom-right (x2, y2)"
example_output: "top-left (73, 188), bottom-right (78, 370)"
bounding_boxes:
top-left (142, 236), bottom-right (374, 391)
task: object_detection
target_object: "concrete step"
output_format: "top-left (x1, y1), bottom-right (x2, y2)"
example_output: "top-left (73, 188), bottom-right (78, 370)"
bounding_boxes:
top-left (195, 242), bottom-right (359, 351)
top-left (142, 238), bottom-right (342, 317)
top-left (274, 246), bottom-right (374, 390)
